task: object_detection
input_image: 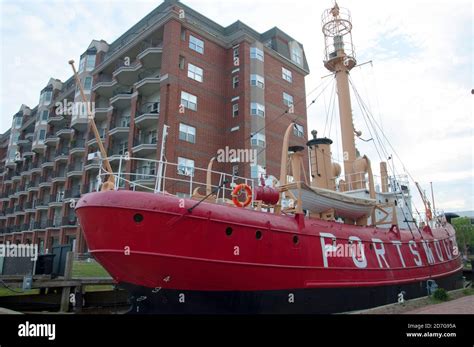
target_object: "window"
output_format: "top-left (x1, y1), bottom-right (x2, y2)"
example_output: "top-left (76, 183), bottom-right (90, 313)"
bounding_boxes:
top-left (179, 123), bottom-right (196, 143)
top-left (282, 67), bottom-right (293, 82)
top-left (14, 117), bottom-right (22, 127)
top-left (292, 46), bottom-right (302, 65)
top-left (180, 91), bottom-right (197, 111)
top-left (250, 74), bottom-right (265, 89)
top-left (251, 133), bottom-right (266, 147)
top-left (83, 76), bottom-right (93, 90)
top-left (178, 157), bottom-right (195, 176)
top-left (86, 54), bottom-right (96, 70)
top-left (232, 103), bottom-right (239, 117)
top-left (41, 110), bottom-right (49, 121)
top-left (187, 63), bottom-right (203, 82)
top-left (180, 28), bottom-right (186, 41)
top-left (40, 91), bottom-right (52, 105)
top-left (250, 102), bottom-right (265, 117)
top-left (232, 75), bottom-right (239, 89)
top-left (179, 55), bottom-right (185, 69)
top-left (294, 124), bottom-right (304, 137)
top-left (250, 47), bottom-right (264, 61)
top-left (78, 56), bottom-right (86, 72)
top-left (189, 35), bottom-right (204, 54)
top-left (38, 129), bottom-right (46, 141)
top-left (283, 92), bottom-right (294, 107)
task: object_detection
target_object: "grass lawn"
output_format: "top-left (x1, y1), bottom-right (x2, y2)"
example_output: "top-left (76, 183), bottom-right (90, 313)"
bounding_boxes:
top-left (72, 261), bottom-right (114, 292)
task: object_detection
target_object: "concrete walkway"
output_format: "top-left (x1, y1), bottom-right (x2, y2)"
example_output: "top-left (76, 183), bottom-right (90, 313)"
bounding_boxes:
top-left (404, 296), bottom-right (474, 314)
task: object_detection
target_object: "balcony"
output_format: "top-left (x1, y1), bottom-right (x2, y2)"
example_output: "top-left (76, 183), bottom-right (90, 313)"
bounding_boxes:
top-left (67, 163), bottom-right (84, 177)
top-left (44, 132), bottom-right (59, 146)
top-left (33, 221), bottom-right (47, 231)
top-left (36, 196), bottom-right (50, 209)
top-left (132, 136), bottom-right (157, 156)
top-left (38, 175), bottom-right (53, 188)
top-left (108, 118), bottom-right (130, 139)
top-left (24, 201), bottom-right (36, 212)
top-left (55, 147), bottom-right (70, 162)
top-left (137, 44), bottom-right (163, 69)
top-left (110, 88), bottom-right (133, 109)
top-left (70, 139), bottom-right (86, 155)
top-left (87, 130), bottom-right (107, 147)
top-left (93, 76), bottom-right (118, 98)
top-left (84, 162), bottom-right (100, 171)
top-left (133, 165), bottom-right (157, 185)
top-left (46, 219), bottom-right (61, 229)
top-left (135, 103), bottom-right (160, 129)
top-left (47, 113), bottom-right (64, 125)
top-left (51, 169), bottom-right (67, 183)
top-left (112, 60), bottom-right (142, 85)
top-left (49, 192), bottom-right (65, 207)
top-left (14, 205), bottom-right (25, 215)
top-left (5, 207), bottom-right (14, 216)
top-left (93, 106), bottom-right (112, 122)
top-left (20, 223), bottom-right (30, 232)
top-left (12, 173), bottom-right (22, 182)
top-left (26, 182), bottom-right (39, 192)
top-left (56, 127), bottom-right (74, 138)
top-left (65, 187), bottom-right (81, 199)
top-left (41, 157), bottom-right (54, 169)
top-left (17, 185), bottom-right (28, 196)
top-left (30, 165), bottom-right (42, 174)
top-left (62, 216), bottom-right (78, 228)
top-left (135, 75), bottom-right (161, 96)
top-left (16, 137), bottom-right (30, 146)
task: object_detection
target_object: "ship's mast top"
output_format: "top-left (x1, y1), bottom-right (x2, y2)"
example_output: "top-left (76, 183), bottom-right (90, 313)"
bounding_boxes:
top-left (321, 3), bottom-right (359, 190)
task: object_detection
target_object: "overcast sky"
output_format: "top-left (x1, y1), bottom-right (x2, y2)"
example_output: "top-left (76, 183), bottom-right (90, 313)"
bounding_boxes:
top-left (0, 0), bottom-right (472, 212)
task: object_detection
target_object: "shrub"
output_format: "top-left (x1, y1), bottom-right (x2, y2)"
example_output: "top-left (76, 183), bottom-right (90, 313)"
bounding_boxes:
top-left (432, 288), bottom-right (449, 301)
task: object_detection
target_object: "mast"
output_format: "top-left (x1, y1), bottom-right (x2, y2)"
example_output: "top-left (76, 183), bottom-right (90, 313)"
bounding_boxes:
top-left (322, 3), bottom-right (358, 188)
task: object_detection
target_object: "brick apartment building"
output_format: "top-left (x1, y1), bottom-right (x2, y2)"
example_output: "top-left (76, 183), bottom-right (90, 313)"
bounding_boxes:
top-left (0, 0), bottom-right (310, 253)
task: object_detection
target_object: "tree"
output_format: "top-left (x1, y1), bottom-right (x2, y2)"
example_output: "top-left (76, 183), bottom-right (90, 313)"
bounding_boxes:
top-left (452, 217), bottom-right (474, 258)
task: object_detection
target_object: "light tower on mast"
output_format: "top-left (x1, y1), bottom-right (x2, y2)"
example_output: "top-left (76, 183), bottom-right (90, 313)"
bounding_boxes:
top-left (322, 3), bottom-right (359, 190)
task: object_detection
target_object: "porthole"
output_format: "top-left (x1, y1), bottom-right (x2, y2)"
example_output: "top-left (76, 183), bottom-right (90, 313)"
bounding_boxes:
top-left (256, 230), bottom-right (262, 240)
top-left (133, 213), bottom-right (144, 223)
top-left (293, 235), bottom-right (299, 245)
top-left (225, 227), bottom-right (233, 236)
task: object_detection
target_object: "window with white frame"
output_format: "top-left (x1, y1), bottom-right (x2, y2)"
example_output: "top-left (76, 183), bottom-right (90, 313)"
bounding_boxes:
top-left (177, 157), bottom-right (195, 176)
top-left (78, 56), bottom-right (86, 72)
top-left (83, 76), bottom-right (93, 90)
top-left (187, 63), bottom-right (203, 82)
top-left (250, 47), bottom-right (264, 61)
top-left (189, 35), bottom-right (204, 54)
top-left (283, 92), bottom-right (294, 107)
top-left (250, 102), bottom-right (265, 117)
top-left (38, 129), bottom-right (46, 141)
top-left (251, 133), bottom-right (266, 147)
top-left (250, 74), bottom-right (265, 89)
top-left (86, 54), bottom-right (96, 70)
top-left (291, 46), bottom-right (303, 65)
top-left (180, 91), bottom-right (197, 111)
top-left (179, 123), bottom-right (196, 143)
top-left (232, 103), bottom-right (239, 117)
top-left (41, 110), bottom-right (48, 121)
top-left (232, 75), bottom-right (239, 89)
top-left (40, 91), bottom-right (52, 105)
top-left (282, 67), bottom-right (292, 82)
top-left (294, 123), bottom-right (304, 137)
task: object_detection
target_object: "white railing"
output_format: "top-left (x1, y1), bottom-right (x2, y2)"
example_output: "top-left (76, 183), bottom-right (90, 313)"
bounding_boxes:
top-left (97, 155), bottom-right (255, 206)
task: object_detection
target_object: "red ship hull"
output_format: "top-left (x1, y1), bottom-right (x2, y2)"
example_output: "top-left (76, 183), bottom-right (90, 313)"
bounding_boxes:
top-left (76, 190), bottom-right (463, 313)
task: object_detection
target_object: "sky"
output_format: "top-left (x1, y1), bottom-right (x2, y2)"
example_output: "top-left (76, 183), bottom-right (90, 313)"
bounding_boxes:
top-left (0, 0), bottom-right (472, 213)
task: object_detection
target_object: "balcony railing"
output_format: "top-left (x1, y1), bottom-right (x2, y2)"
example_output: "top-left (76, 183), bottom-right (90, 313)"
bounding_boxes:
top-left (55, 147), bottom-right (70, 157)
top-left (71, 138), bottom-right (86, 148)
top-left (64, 188), bottom-right (81, 199)
top-left (62, 216), bottom-right (77, 226)
top-left (34, 221), bottom-right (47, 229)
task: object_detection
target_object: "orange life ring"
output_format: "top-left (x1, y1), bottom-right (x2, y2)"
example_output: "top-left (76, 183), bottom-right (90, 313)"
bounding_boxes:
top-left (232, 184), bottom-right (252, 208)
